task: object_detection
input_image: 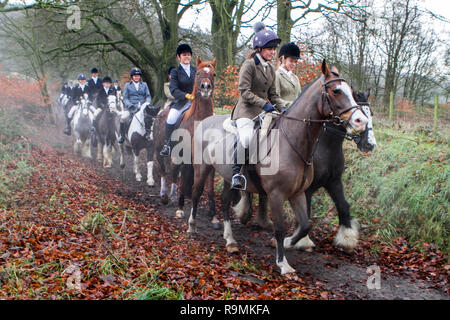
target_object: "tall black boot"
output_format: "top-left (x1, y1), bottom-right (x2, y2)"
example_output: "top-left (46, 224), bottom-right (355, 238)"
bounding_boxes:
top-left (231, 137), bottom-right (247, 190)
top-left (160, 123), bottom-right (176, 157)
top-left (63, 115), bottom-right (72, 136)
top-left (117, 122), bottom-right (126, 144)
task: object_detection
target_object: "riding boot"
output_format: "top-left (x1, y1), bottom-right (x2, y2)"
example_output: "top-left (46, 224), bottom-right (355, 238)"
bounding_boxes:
top-left (117, 122), bottom-right (126, 144)
top-left (63, 116), bottom-right (72, 136)
top-left (231, 137), bottom-right (247, 190)
top-left (160, 123), bottom-right (176, 157)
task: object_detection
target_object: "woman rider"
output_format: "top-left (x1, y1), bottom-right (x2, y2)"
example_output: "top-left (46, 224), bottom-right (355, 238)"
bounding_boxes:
top-left (230, 22), bottom-right (287, 190)
top-left (275, 42), bottom-right (302, 107)
top-left (160, 43), bottom-right (196, 157)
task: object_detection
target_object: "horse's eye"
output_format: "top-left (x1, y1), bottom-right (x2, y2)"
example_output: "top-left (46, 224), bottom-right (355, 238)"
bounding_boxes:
top-left (332, 88), bottom-right (341, 94)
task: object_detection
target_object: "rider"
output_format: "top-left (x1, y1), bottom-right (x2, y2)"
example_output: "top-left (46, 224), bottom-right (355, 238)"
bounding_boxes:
top-left (164, 66), bottom-right (175, 109)
top-left (93, 76), bottom-right (116, 126)
top-left (275, 42), bottom-right (302, 107)
top-left (160, 44), bottom-right (196, 157)
top-left (64, 74), bottom-right (93, 135)
top-left (230, 22), bottom-right (287, 189)
top-left (113, 79), bottom-right (121, 92)
top-left (117, 67), bottom-right (152, 143)
top-left (87, 68), bottom-right (103, 97)
top-left (59, 82), bottom-right (69, 104)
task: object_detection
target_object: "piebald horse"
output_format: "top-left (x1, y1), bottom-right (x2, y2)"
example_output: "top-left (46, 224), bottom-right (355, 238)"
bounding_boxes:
top-left (116, 101), bottom-right (161, 185)
top-left (189, 61), bottom-right (369, 274)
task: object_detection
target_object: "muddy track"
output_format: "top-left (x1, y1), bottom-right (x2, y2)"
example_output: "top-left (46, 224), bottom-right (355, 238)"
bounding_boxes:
top-left (75, 146), bottom-right (445, 301)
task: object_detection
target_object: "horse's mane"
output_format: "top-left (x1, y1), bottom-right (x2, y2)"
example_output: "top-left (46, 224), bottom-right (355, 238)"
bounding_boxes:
top-left (183, 60), bottom-right (216, 123)
top-left (284, 76), bottom-right (320, 116)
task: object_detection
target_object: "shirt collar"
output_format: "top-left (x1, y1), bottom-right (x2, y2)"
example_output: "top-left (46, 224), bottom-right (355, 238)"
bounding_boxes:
top-left (256, 54), bottom-right (269, 67)
top-left (279, 66), bottom-right (292, 77)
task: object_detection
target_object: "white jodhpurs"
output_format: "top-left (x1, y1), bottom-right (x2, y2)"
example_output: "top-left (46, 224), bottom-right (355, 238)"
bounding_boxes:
top-left (120, 110), bottom-right (130, 123)
top-left (166, 101), bottom-right (192, 125)
top-left (235, 118), bottom-right (254, 149)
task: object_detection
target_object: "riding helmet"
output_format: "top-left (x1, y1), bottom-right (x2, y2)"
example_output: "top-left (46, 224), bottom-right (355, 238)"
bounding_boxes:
top-left (77, 74), bottom-right (86, 80)
top-left (90, 67), bottom-right (99, 73)
top-left (279, 42), bottom-right (301, 59)
top-left (176, 43), bottom-right (192, 56)
top-left (102, 76), bottom-right (112, 83)
top-left (129, 67), bottom-right (142, 77)
top-left (252, 22), bottom-right (281, 49)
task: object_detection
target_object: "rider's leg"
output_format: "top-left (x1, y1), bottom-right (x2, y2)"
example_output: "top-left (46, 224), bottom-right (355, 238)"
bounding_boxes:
top-left (63, 104), bottom-right (77, 136)
top-left (118, 109), bottom-right (130, 144)
top-left (231, 118), bottom-right (254, 190)
top-left (160, 107), bottom-right (181, 157)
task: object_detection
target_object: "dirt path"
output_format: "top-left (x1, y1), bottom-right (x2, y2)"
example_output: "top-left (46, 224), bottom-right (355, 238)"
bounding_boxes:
top-left (94, 148), bottom-right (448, 300)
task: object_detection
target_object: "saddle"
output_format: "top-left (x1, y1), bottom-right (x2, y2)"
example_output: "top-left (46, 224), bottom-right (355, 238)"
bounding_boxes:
top-left (223, 113), bottom-right (279, 192)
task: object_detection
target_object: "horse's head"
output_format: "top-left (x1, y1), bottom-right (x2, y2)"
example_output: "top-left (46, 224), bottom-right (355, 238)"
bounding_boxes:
top-left (142, 102), bottom-right (161, 132)
top-left (352, 89), bottom-right (376, 152)
top-left (107, 95), bottom-right (118, 113)
top-left (320, 60), bottom-right (368, 134)
top-left (195, 56), bottom-right (216, 99)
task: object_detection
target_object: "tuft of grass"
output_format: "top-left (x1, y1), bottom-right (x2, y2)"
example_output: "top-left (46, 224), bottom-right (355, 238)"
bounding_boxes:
top-left (80, 211), bottom-right (116, 237)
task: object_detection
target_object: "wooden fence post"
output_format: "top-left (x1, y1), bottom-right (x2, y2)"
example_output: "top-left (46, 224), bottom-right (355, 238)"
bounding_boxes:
top-left (389, 91), bottom-right (394, 121)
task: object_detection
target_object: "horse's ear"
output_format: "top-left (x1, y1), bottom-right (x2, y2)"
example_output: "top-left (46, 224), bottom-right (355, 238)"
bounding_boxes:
top-left (212, 57), bottom-right (217, 68)
top-left (196, 56), bottom-right (202, 66)
top-left (331, 66), bottom-right (339, 76)
top-left (365, 88), bottom-right (371, 99)
top-left (321, 59), bottom-right (330, 77)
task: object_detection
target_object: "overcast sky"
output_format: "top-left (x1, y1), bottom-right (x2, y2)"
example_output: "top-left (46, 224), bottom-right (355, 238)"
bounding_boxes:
top-left (179, 0), bottom-right (450, 41)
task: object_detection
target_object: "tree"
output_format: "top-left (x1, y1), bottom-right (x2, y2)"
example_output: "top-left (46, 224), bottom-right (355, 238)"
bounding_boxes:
top-left (276, 0), bottom-right (366, 43)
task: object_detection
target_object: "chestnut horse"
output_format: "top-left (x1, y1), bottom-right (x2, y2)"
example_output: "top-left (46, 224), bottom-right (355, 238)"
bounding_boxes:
top-left (154, 57), bottom-right (219, 228)
top-left (189, 61), bottom-right (369, 274)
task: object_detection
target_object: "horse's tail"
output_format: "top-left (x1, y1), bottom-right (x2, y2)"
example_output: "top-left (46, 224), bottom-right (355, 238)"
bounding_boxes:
top-left (182, 83), bottom-right (198, 123)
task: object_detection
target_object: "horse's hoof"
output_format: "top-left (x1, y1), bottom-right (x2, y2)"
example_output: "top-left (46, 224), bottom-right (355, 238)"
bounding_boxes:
top-left (187, 226), bottom-right (196, 234)
top-left (161, 195), bottom-right (169, 205)
top-left (212, 222), bottom-right (221, 230)
top-left (136, 177), bottom-right (142, 182)
top-left (305, 247), bottom-right (313, 253)
top-left (120, 164), bottom-right (125, 169)
top-left (175, 210), bottom-right (184, 219)
top-left (344, 247), bottom-right (355, 254)
top-left (147, 181), bottom-right (155, 187)
top-left (226, 243), bottom-right (239, 253)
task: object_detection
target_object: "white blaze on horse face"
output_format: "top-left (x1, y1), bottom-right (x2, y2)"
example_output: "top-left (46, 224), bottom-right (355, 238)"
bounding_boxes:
top-left (336, 83), bottom-right (368, 133)
top-left (362, 105), bottom-right (377, 148)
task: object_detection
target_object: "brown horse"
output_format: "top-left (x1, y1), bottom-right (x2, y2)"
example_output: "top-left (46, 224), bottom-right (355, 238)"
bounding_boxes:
top-left (189, 61), bottom-right (369, 274)
top-left (154, 57), bottom-right (219, 227)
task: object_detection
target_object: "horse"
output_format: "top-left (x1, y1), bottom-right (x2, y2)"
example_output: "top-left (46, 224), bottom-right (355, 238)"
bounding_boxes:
top-left (71, 95), bottom-right (94, 158)
top-left (94, 95), bottom-right (119, 168)
top-left (236, 89), bottom-right (377, 253)
top-left (153, 57), bottom-right (219, 228)
top-left (189, 61), bottom-right (369, 274)
top-left (116, 101), bottom-right (161, 186)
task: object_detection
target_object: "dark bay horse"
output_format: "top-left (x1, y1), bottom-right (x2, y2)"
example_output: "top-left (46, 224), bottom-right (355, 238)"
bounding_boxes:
top-left (189, 61), bottom-right (369, 274)
top-left (299, 89), bottom-right (376, 252)
top-left (154, 57), bottom-right (219, 227)
top-left (239, 90), bottom-right (376, 252)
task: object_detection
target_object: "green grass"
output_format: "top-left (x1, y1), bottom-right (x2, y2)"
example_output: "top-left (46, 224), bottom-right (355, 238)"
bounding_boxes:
top-left (0, 108), bottom-right (34, 205)
top-left (310, 119), bottom-right (449, 254)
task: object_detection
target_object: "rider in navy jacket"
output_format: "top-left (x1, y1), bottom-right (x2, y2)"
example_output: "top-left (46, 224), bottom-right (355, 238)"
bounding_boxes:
top-left (160, 43), bottom-right (196, 157)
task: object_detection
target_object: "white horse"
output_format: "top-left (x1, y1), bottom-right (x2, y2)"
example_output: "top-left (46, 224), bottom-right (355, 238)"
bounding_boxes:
top-left (116, 102), bottom-right (161, 186)
top-left (71, 96), bottom-right (94, 158)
